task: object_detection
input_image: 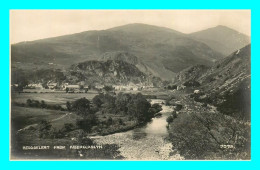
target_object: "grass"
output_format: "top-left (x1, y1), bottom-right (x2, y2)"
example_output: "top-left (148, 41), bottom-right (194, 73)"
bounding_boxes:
top-left (11, 90), bottom-right (99, 105)
top-left (11, 106), bottom-right (68, 131)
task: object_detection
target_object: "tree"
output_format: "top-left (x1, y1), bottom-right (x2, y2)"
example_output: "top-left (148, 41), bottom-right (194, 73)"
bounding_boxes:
top-left (39, 120), bottom-right (52, 138)
top-left (76, 114), bottom-right (98, 132)
top-left (166, 116), bottom-right (174, 124)
top-left (72, 98), bottom-right (91, 116)
top-left (151, 103), bottom-right (162, 113)
top-left (115, 93), bottom-right (131, 114)
top-left (103, 85), bottom-right (114, 92)
top-left (66, 101), bottom-right (72, 111)
top-left (107, 117), bottom-right (113, 126)
top-left (41, 100), bottom-right (47, 108)
top-left (184, 80), bottom-right (200, 87)
top-left (127, 93), bottom-right (152, 122)
top-left (63, 123), bottom-right (74, 132)
top-left (26, 99), bottom-right (32, 107)
top-left (172, 111), bottom-right (177, 119)
top-left (92, 94), bottom-right (104, 107)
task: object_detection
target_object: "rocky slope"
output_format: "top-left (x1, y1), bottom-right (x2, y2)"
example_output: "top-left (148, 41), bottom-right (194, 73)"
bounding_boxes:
top-left (173, 44), bottom-right (251, 120)
top-left (66, 60), bottom-right (148, 85)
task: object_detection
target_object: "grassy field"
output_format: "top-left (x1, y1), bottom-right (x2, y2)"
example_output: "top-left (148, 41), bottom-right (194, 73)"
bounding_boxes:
top-left (11, 90), bottom-right (99, 105)
top-left (11, 106), bottom-right (70, 131)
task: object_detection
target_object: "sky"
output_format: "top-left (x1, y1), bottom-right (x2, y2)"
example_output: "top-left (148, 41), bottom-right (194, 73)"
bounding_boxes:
top-left (10, 10), bottom-right (251, 44)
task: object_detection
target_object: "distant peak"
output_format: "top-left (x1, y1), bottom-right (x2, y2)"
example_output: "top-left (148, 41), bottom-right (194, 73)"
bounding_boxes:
top-left (108, 23), bottom-right (183, 35)
top-left (215, 25), bottom-right (229, 28)
top-left (214, 25), bottom-right (235, 30)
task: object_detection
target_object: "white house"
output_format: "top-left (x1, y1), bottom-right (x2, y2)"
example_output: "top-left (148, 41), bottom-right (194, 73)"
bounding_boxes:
top-left (194, 90), bottom-right (200, 94)
top-left (27, 83), bottom-right (43, 90)
top-left (47, 83), bottom-right (57, 89)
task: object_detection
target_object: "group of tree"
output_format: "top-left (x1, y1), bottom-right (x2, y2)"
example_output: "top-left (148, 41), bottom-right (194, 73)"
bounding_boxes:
top-left (12, 99), bottom-right (65, 111)
top-left (92, 92), bottom-right (161, 123)
top-left (183, 80), bottom-right (200, 87)
top-left (11, 69), bottom-right (66, 92)
top-left (165, 85), bottom-right (177, 90)
top-left (66, 93), bottom-right (162, 132)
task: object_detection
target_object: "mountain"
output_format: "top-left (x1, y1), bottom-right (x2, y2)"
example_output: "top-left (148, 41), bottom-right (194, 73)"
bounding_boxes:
top-left (190, 25), bottom-right (250, 56)
top-left (11, 23), bottom-right (223, 80)
top-left (174, 44), bottom-right (251, 120)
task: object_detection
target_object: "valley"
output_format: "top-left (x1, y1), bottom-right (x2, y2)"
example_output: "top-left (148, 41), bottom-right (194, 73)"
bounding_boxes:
top-left (10, 23), bottom-right (251, 160)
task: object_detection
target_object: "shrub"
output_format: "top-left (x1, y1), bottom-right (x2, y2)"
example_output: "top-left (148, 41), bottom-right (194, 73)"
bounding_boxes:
top-left (38, 120), bottom-right (52, 138)
top-left (184, 80), bottom-right (200, 87)
top-left (76, 114), bottom-right (98, 132)
top-left (166, 116), bottom-right (174, 124)
top-left (63, 123), bottom-right (74, 132)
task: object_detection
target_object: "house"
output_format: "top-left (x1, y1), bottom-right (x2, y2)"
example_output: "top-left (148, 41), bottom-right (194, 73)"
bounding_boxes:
top-left (62, 83), bottom-right (69, 90)
top-left (133, 87), bottom-right (139, 91)
top-left (194, 90), bottom-right (200, 94)
top-left (47, 82), bottom-right (57, 89)
top-left (95, 85), bottom-right (105, 90)
top-left (11, 84), bottom-right (19, 87)
top-left (65, 85), bottom-right (80, 93)
top-left (26, 83), bottom-right (43, 90)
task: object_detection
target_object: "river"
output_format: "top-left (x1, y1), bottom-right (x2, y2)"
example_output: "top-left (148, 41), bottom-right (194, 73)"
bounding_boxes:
top-left (91, 99), bottom-right (184, 160)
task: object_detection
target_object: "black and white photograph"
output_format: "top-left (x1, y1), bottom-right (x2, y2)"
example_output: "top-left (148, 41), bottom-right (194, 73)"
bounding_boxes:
top-left (10, 10), bottom-right (251, 160)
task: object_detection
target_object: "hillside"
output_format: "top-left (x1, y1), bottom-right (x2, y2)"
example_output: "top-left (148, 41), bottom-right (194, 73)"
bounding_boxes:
top-left (173, 65), bottom-right (209, 84)
top-left (190, 25), bottom-right (250, 56)
top-left (11, 23), bottom-right (223, 80)
top-left (173, 44), bottom-right (251, 120)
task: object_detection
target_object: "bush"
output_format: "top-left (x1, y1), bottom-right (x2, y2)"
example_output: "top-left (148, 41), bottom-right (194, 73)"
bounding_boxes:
top-left (76, 114), bottom-right (98, 132)
top-left (66, 101), bottom-right (72, 111)
top-left (118, 118), bottom-right (124, 125)
top-left (166, 116), bottom-right (174, 124)
top-left (184, 80), bottom-right (200, 87)
top-left (172, 111), bottom-right (177, 119)
top-left (175, 104), bottom-right (183, 111)
top-left (107, 117), bottom-right (113, 126)
top-left (103, 85), bottom-right (114, 92)
top-left (38, 120), bottom-right (52, 138)
top-left (63, 123), bottom-right (74, 132)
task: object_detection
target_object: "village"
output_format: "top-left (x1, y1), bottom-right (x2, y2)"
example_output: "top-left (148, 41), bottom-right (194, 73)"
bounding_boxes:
top-left (11, 81), bottom-right (164, 93)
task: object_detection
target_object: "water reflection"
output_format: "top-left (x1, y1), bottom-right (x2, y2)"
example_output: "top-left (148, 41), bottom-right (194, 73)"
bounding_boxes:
top-left (131, 99), bottom-right (171, 140)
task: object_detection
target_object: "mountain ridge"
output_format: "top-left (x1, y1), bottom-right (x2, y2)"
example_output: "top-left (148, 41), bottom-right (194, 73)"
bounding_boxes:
top-left (11, 23), bottom-right (225, 80)
top-left (12, 23), bottom-right (250, 81)
top-left (190, 25), bottom-right (250, 55)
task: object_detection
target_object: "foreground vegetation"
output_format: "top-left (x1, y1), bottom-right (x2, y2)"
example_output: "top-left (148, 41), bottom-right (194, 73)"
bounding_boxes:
top-left (165, 92), bottom-right (250, 160)
top-left (11, 92), bottom-right (162, 159)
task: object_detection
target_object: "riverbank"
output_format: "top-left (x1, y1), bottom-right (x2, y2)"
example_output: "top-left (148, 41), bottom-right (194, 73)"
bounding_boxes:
top-left (92, 100), bottom-right (184, 160)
